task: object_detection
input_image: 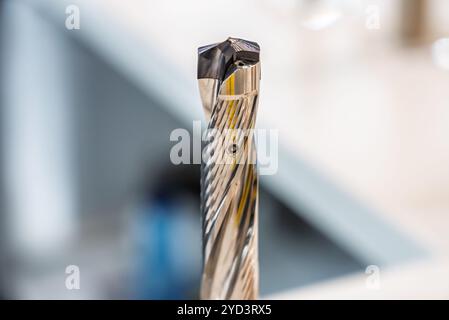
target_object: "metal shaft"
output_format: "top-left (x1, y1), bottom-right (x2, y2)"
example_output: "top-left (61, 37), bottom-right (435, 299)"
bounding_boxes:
top-left (197, 38), bottom-right (260, 299)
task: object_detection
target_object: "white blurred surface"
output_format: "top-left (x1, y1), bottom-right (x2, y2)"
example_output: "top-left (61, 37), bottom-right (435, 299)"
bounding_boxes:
top-left (267, 258), bottom-right (449, 299)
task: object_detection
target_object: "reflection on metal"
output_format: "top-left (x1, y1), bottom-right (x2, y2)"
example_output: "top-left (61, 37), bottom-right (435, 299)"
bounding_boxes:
top-left (197, 38), bottom-right (261, 299)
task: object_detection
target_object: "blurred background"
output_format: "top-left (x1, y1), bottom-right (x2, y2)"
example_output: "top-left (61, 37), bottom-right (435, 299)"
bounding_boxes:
top-left (1, 0), bottom-right (449, 299)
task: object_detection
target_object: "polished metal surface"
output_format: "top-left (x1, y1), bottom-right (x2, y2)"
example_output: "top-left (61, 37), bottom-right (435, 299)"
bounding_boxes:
top-left (198, 38), bottom-right (260, 299)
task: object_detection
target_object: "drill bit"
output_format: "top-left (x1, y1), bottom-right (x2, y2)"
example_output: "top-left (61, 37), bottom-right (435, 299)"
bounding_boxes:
top-left (197, 38), bottom-right (260, 300)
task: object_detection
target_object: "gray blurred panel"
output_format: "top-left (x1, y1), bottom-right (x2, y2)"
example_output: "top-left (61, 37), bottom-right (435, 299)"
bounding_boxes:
top-left (1, 0), bottom-right (76, 259)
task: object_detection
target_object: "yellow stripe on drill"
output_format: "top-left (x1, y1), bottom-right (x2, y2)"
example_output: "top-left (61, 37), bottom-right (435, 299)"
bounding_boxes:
top-left (234, 168), bottom-right (253, 225)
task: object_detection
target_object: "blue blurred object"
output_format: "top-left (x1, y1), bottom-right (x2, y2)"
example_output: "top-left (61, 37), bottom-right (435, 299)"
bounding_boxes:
top-left (131, 167), bottom-right (201, 299)
top-left (133, 196), bottom-right (182, 299)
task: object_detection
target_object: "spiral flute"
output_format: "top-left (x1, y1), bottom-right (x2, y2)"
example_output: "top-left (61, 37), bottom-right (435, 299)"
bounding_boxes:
top-left (198, 38), bottom-right (260, 299)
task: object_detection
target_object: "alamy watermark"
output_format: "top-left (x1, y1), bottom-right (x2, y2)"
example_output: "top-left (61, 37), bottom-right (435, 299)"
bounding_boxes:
top-left (365, 5), bottom-right (380, 30)
top-left (170, 121), bottom-right (278, 175)
top-left (65, 265), bottom-right (80, 290)
top-left (365, 265), bottom-right (381, 290)
top-left (65, 5), bottom-right (80, 30)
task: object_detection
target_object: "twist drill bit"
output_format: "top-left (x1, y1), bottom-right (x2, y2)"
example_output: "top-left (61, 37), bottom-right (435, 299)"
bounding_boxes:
top-left (197, 38), bottom-right (260, 300)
